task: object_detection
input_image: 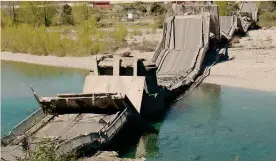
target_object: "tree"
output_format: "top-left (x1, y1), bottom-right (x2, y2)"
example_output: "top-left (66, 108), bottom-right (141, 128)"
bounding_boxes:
top-left (1, 9), bottom-right (13, 27)
top-left (150, 3), bottom-right (166, 16)
top-left (61, 4), bottom-right (74, 25)
top-left (5, 1), bottom-right (17, 24)
top-left (216, 2), bottom-right (238, 16)
top-left (18, 2), bottom-right (57, 27)
top-left (134, 1), bottom-right (147, 13)
top-left (259, 1), bottom-right (276, 13)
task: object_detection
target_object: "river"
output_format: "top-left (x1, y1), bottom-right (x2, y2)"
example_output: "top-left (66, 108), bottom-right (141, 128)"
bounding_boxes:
top-left (1, 60), bottom-right (276, 161)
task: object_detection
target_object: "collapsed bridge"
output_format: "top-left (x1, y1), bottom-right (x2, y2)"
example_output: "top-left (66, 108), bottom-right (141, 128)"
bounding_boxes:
top-left (153, 2), bottom-right (258, 90)
top-left (1, 2), bottom-right (259, 161)
top-left (152, 13), bottom-right (211, 90)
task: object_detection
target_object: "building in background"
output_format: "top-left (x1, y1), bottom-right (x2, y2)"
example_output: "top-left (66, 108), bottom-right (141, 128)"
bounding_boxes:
top-left (92, 1), bottom-right (110, 9)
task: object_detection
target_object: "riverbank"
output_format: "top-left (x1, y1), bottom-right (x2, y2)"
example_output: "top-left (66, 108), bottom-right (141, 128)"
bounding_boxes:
top-left (2, 28), bottom-right (276, 92)
top-left (0, 50), bottom-right (154, 70)
top-left (204, 28), bottom-right (276, 92)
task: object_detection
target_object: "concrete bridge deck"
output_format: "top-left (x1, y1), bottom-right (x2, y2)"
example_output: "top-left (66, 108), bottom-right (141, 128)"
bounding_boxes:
top-left (220, 15), bottom-right (237, 40)
top-left (152, 14), bottom-right (210, 90)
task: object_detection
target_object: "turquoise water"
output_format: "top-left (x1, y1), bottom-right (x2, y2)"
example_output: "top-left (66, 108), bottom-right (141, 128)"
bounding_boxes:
top-left (124, 84), bottom-right (276, 161)
top-left (1, 60), bottom-right (88, 136)
top-left (2, 61), bottom-right (276, 161)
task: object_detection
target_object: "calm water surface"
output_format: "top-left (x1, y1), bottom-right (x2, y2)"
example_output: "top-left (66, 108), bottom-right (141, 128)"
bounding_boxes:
top-left (2, 60), bottom-right (276, 161)
top-left (124, 84), bottom-right (276, 161)
top-left (1, 60), bottom-right (88, 135)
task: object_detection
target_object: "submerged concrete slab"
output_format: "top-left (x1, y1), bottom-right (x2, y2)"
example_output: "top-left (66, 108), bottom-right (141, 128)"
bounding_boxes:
top-left (83, 76), bottom-right (145, 113)
top-left (34, 113), bottom-right (107, 140)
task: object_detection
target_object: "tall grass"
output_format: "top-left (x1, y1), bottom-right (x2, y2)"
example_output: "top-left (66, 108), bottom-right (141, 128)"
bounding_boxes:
top-left (1, 21), bottom-right (129, 56)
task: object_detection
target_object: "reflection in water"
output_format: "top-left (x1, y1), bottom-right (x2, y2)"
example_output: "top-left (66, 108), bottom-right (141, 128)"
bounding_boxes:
top-left (1, 60), bottom-right (88, 78)
top-left (187, 83), bottom-right (222, 123)
top-left (135, 133), bottom-right (159, 158)
top-left (124, 83), bottom-right (276, 161)
top-left (128, 83), bottom-right (222, 159)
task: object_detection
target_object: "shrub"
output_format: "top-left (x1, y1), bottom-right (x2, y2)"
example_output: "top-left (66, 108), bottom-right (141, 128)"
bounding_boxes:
top-left (259, 12), bottom-right (276, 27)
top-left (150, 3), bottom-right (166, 16)
top-left (24, 140), bottom-right (76, 161)
top-left (111, 23), bottom-right (128, 42)
top-left (1, 9), bottom-right (13, 27)
top-left (61, 4), bottom-right (74, 25)
top-left (216, 2), bottom-right (238, 16)
top-left (259, 1), bottom-right (276, 13)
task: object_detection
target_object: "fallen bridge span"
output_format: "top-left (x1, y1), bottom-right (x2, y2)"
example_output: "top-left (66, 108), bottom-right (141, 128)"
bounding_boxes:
top-left (152, 13), bottom-right (210, 90)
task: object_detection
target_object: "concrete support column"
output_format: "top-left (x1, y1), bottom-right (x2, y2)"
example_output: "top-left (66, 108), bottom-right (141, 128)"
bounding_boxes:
top-left (113, 58), bottom-right (121, 76)
top-left (92, 57), bottom-right (98, 75)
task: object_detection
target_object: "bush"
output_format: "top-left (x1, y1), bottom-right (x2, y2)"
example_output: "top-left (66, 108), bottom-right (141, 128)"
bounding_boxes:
top-left (259, 1), bottom-right (276, 13)
top-left (111, 23), bottom-right (128, 42)
top-left (150, 3), bottom-right (166, 16)
top-left (24, 140), bottom-right (76, 161)
top-left (258, 12), bottom-right (276, 27)
top-left (1, 22), bottom-right (129, 56)
top-left (216, 2), bottom-right (238, 16)
top-left (61, 4), bottom-right (74, 25)
top-left (1, 9), bottom-right (13, 27)
top-left (1, 24), bottom-right (86, 56)
top-left (260, 12), bottom-right (276, 21)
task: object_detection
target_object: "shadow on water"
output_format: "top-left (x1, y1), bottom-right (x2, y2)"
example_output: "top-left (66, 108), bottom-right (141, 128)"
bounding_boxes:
top-left (120, 83), bottom-right (222, 159)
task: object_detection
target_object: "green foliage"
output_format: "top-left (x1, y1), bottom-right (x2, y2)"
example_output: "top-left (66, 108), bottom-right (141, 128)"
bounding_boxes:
top-left (259, 12), bottom-right (276, 27)
top-left (216, 2), bottom-right (238, 16)
top-left (257, 2), bottom-right (276, 27)
top-left (1, 9), bottom-right (13, 27)
top-left (217, 2), bottom-right (229, 16)
top-left (1, 2), bottom-right (144, 56)
top-left (111, 23), bottom-right (128, 42)
top-left (1, 21), bottom-right (128, 56)
top-left (3, 2), bottom-right (18, 24)
top-left (133, 1), bottom-right (147, 13)
top-left (259, 1), bottom-right (276, 13)
top-left (260, 12), bottom-right (276, 21)
top-left (150, 3), bottom-right (166, 16)
top-left (61, 4), bottom-right (74, 25)
top-left (24, 141), bottom-right (76, 161)
top-left (17, 2), bottom-right (57, 27)
top-left (71, 2), bottom-right (101, 25)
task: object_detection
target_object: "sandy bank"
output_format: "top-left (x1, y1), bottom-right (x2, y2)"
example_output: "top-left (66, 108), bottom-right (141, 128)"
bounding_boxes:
top-left (1, 52), bottom-right (95, 69)
top-left (0, 50), bottom-right (154, 70)
top-left (204, 28), bottom-right (276, 92)
top-left (2, 28), bottom-right (276, 92)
